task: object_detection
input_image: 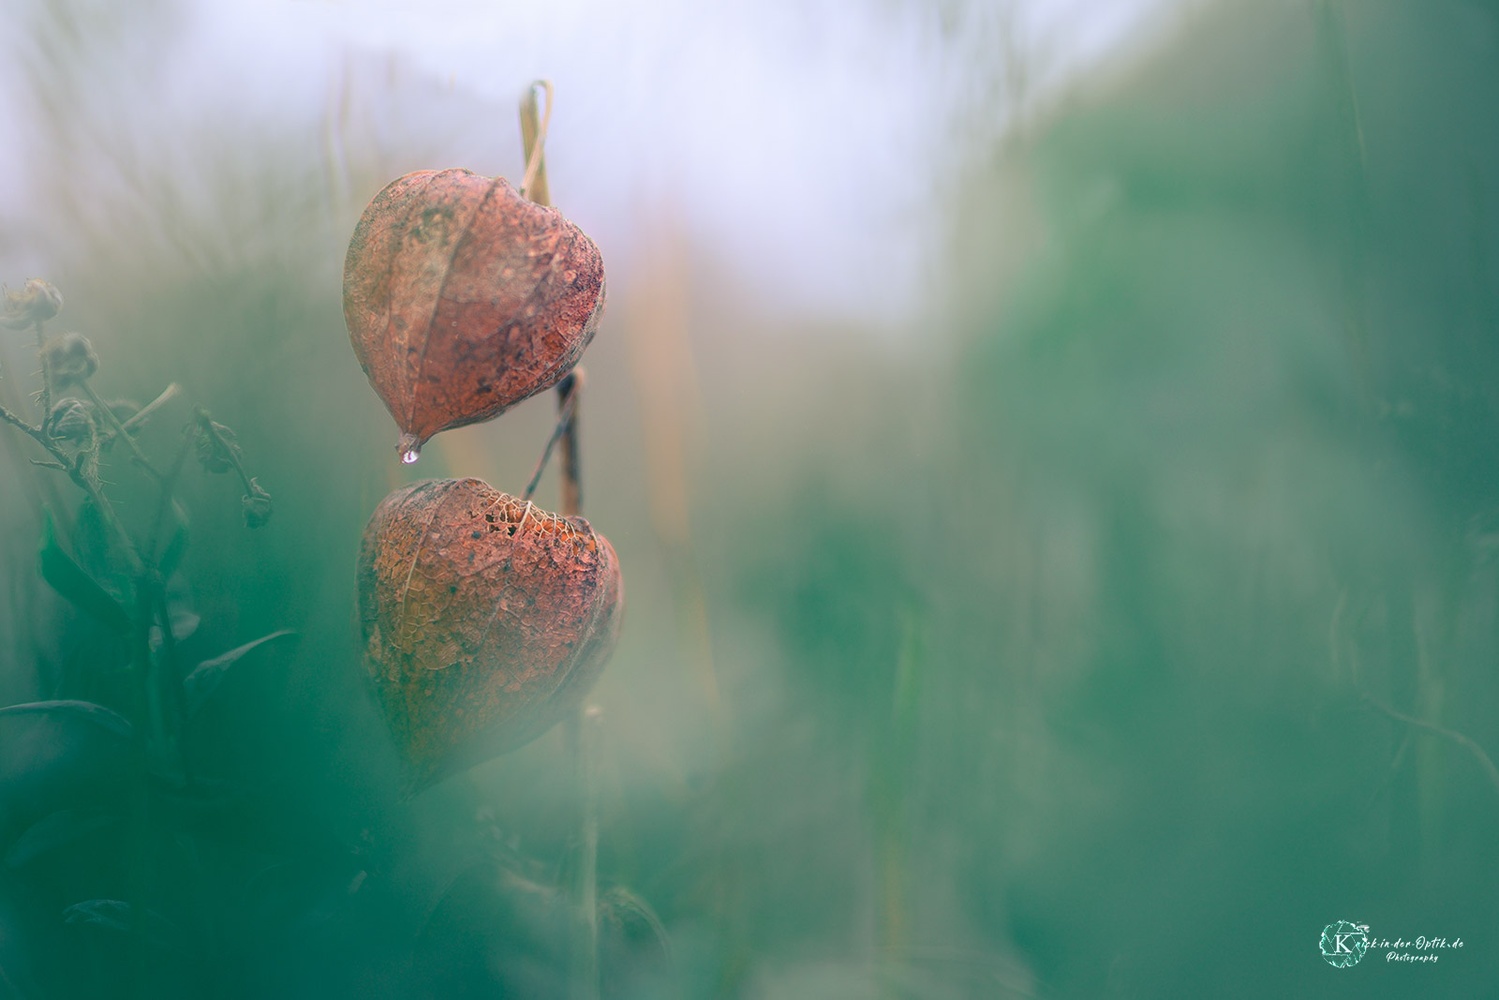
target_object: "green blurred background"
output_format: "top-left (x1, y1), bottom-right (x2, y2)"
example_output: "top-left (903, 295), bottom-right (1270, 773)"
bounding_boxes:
top-left (1, 0), bottom-right (1497, 996)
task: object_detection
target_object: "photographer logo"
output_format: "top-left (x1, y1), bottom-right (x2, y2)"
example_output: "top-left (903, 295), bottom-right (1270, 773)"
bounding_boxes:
top-left (1319, 921), bottom-right (1370, 968)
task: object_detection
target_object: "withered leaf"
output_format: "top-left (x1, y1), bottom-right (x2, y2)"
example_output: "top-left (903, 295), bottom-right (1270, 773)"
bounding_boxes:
top-left (343, 169), bottom-right (606, 458)
top-left (357, 478), bottom-right (622, 792)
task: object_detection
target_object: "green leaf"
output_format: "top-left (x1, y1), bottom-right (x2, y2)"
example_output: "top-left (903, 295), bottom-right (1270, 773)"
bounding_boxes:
top-left (62, 900), bottom-right (178, 945)
top-left (62, 899), bottom-right (133, 932)
top-left (37, 512), bottom-right (131, 633)
top-left (74, 498), bottom-right (130, 598)
top-left (5, 808), bottom-right (120, 868)
top-left (184, 630), bottom-right (297, 714)
top-left (0, 700), bottom-right (133, 739)
top-left (600, 885), bottom-right (673, 963)
top-left (156, 499), bottom-right (191, 579)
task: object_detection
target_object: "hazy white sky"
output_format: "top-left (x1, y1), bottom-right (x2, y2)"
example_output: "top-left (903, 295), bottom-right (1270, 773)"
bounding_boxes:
top-left (4, 0), bottom-right (1183, 325)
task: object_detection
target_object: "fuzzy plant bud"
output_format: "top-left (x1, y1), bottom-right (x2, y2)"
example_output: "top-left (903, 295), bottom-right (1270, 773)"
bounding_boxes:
top-left (45, 398), bottom-right (95, 444)
top-left (242, 480), bottom-right (273, 529)
top-left (194, 418), bottom-right (241, 474)
top-left (0, 279), bottom-right (63, 330)
top-left (43, 333), bottom-right (98, 387)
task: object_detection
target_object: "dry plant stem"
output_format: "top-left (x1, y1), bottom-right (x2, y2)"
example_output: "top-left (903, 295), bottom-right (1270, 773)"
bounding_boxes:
top-left (571, 705), bottom-right (603, 1000)
top-left (147, 433), bottom-right (194, 564)
top-left (519, 78), bottom-right (584, 514)
top-left (196, 409), bottom-right (257, 498)
top-left (81, 380), bottom-right (164, 481)
top-left (521, 78), bottom-right (596, 1000)
top-left (34, 319), bottom-right (51, 419)
top-left (2, 328), bottom-right (177, 988)
top-left (1364, 692), bottom-right (1499, 798)
top-left (0, 397), bottom-right (144, 574)
top-left (147, 437), bottom-right (197, 779)
top-left (125, 585), bottom-right (157, 999)
top-left (519, 80), bottom-right (554, 206)
top-left (123, 382), bottom-right (182, 432)
top-left (557, 372), bottom-right (582, 516)
top-left (0, 335), bottom-right (71, 525)
top-left (1364, 730), bottom-right (1414, 813)
top-left (0, 399), bottom-right (40, 440)
top-left (521, 371), bottom-right (582, 503)
top-left (152, 586), bottom-right (194, 782)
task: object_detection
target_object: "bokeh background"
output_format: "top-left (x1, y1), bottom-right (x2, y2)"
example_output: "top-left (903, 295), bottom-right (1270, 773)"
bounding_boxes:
top-left (1, 0), bottom-right (1497, 996)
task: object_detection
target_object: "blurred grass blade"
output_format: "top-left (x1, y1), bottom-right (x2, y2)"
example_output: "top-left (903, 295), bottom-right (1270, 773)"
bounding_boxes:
top-left (0, 701), bottom-right (133, 739)
top-left (184, 630), bottom-right (297, 714)
top-left (38, 512), bottom-right (132, 633)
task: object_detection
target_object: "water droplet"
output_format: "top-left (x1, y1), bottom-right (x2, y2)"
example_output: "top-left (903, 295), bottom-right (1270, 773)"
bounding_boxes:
top-left (402, 449), bottom-right (420, 465)
top-left (397, 434), bottom-right (421, 465)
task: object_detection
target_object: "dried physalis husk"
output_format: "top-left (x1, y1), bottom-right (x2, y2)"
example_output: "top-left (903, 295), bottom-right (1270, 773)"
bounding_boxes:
top-left (343, 169), bottom-right (606, 463)
top-left (357, 478), bottom-right (622, 792)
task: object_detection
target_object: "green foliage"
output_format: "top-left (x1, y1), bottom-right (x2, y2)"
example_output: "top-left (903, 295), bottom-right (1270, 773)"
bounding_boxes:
top-left (182, 629), bottom-right (297, 716)
top-left (0, 699), bottom-right (132, 739)
top-left (38, 512), bottom-right (132, 634)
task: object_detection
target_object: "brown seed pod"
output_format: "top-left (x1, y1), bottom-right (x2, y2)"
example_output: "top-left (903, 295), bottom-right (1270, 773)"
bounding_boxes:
top-left (357, 478), bottom-right (622, 791)
top-left (343, 169), bottom-right (606, 462)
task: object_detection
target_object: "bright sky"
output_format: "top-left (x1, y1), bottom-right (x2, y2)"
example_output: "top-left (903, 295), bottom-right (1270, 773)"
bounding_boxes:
top-left (4, 0), bottom-right (1183, 325)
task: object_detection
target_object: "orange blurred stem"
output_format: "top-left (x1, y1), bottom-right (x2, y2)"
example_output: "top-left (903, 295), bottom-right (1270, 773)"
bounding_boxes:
top-left (519, 79), bottom-right (554, 207)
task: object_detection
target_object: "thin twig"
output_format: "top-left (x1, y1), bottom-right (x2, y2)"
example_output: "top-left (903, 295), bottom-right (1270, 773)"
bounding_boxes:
top-left (82, 380), bottom-right (164, 482)
top-left (519, 78), bottom-right (583, 512)
top-left (69, 454), bottom-right (144, 576)
top-left (122, 382), bottom-right (182, 432)
top-left (1363, 692), bottom-right (1499, 798)
top-left (0, 358), bottom-right (72, 554)
top-left (195, 409), bottom-right (256, 498)
top-left (557, 372), bottom-right (582, 516)
top-left (34, 319), bottom-right (50, 420)
top-left (521, 376), bottom-right (582, 503)
top-left (0, 393), bottom-right (143, 573)
top-left (152, 587), bottom-right (194, 784)
top-left (1364, 730), bottom-right (1413, 814)
top-left (520, 79), bottom-right (596, 1000)
top-left (0, 400), bottom-right (38, 437)
top-left (147, 432), bottom-right (194, 566)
